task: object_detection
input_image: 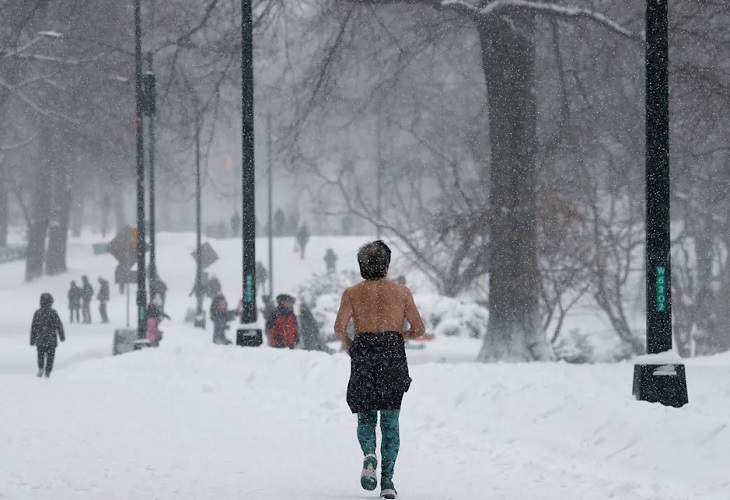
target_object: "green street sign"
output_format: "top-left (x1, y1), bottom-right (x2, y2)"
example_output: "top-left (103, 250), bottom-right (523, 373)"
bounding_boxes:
top-left (656, 265), bottom-right (667, 312)
top-left (92, 243), bottom-right (109, 256)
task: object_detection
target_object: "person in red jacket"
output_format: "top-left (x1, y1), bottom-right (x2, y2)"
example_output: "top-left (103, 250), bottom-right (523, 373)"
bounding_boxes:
top-left (267, 294), bottom-right (299, 348)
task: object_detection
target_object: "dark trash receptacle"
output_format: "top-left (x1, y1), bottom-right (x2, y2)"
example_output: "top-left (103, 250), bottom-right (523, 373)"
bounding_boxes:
top-left (236, 328), bottom-right (262, 347)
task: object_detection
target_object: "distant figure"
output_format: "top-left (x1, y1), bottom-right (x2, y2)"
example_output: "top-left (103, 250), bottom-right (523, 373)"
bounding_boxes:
top-left (67, 281), bottom-right (81, 323)
top-left (325, 248), bottom-right (338, 274)
top-left (334, 240), bottom-right (425, 499)
top-left (206, 274), bottom-right (222, 299)
top-left (231, 211), bottom-right (241, 237)
top-left (146, 294), bottom-right (170, 347)
top-left (256, 262), bottom-right (268, 295)
top-left (394, 275), bottom-right (406, 286)
top-left (189, 272), bottom-right (208, 298)
top-left (261, 295), bottom-right (276, 330)
top-left (80, 275), bottom-right (94, 323)
top-left (30, 293), bottom-right (65, 378)
top-left (150, 276), bottom-right (168, 305)
top-left (114, 263), bottom-right (126, 294)
top-left (97, 277), bottom-right (110, 323)
top-left (296, 224), bottom-right (311, 259)
top-left (299, 301), bottom-right (329, 353)
top-left (209, 293), bottom-right (234, 345)
top-left (266, 294), bottom-right (299, 349)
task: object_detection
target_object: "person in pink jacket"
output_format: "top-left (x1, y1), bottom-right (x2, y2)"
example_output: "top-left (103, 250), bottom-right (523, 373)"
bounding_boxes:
top-left (146, 294), bottom-right (169, 346)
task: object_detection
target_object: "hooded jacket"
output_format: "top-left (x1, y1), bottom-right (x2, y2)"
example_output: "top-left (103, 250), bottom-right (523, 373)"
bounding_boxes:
top-left (31, 294), bottom-right (65, 348)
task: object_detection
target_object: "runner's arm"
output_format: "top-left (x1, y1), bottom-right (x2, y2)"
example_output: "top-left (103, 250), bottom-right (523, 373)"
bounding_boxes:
top-left (334, 290), bottom-right (354, 354)
top-left (402, 288), bottom-right (425, 339)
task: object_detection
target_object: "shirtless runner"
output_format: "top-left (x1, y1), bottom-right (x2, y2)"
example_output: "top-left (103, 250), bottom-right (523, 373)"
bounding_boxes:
top-left (335, 240), bottom-right (425, 500)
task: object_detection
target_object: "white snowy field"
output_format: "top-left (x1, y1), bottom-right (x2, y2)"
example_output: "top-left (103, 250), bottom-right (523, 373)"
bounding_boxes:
top-left (1, 233), bottom-right (729, 499)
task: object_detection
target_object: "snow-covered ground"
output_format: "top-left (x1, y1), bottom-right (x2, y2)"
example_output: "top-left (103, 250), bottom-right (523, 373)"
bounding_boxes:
top-left (1, 233), bottom-right (729, 499)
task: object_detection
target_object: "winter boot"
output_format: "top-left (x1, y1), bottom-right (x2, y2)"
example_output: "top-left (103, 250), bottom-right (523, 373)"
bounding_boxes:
top-left (37, 369), bottom-right (43, 378)
top-left (380, 476), bottom-right (397, 499)
top-left (360, 454), bottom-right (377, 491)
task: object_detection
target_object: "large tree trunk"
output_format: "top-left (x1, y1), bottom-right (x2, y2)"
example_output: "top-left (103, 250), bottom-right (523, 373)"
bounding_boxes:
top-left (70, 173), bottom-right (84, 238)
top-left (475, 14), bottom-right (554, 362)
top-left (25, 127), bottom-right (53, 281)
top-left (0, 165), bottom-right (8, 247)
top-left (45, 159), bottom-right (72, 275)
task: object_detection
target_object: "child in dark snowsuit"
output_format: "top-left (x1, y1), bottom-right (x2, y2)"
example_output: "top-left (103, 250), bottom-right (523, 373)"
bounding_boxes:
top-left (30, 293), bottom-right (65, 378)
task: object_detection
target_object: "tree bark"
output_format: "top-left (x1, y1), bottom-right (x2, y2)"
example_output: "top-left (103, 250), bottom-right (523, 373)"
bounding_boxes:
top-left (25, 126), bottom-right (53, 281)
top-left (0, 165), bottom-right (8, 247)
top-left (475, 14), bottom-right (554, 361)
top-left (45, 159), bottom-right (72, 275)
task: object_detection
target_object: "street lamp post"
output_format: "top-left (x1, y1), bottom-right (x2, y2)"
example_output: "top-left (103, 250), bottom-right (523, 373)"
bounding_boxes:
top-left (145, 53), bottom-right (158, 288)
top-left (134, 0), bottom-right (147, 341)
top-left (632, 0), bottom-right (688, 407)
top-left (267, 113), bottom-right (274, 298)
top-left (236, 0), bottom-right (262, 347)
top-left (195, 102), bottom-right (203, 319)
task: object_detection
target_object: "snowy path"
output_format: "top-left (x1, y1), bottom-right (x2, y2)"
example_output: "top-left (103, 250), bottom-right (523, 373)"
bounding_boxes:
top-left (1, 233), bottom-right (729, 499)
top-left (1, 327), bottom-right (729, 500)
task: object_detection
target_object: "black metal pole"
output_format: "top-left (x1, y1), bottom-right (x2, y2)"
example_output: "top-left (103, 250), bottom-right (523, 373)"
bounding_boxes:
top-left (633, 0), bottom-right (688, 407)
top-left (195, 104), bottom-right (203, 317)
top-left (146, 53), bottom-right (157, 287)
top-left (240, 0), bottom-right (257, 324)
top-left (267, 113), bottom-right (273, 298)
top-left (376, 112), bottom-right (382, 239)
top-left (134, 0), bottom-right (147, 340)
top-left (646, 0), bottom-right (671, 355)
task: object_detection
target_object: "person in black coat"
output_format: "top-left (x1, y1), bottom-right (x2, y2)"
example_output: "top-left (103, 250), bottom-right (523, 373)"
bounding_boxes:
top-left (67, 281), bottom-right (81, 323)
top-left (80, 275), bottom-right (94, 323)
top-left (296, 224), bottom-right (311, 259)
top-left (209, 294), bottom-right (234, 345)
top-left (30, 293), bottom-right (65, 378)
top-left (150, 276), bottom-right (168, 305)
top-left (299, 302), bottom-right (330, 353)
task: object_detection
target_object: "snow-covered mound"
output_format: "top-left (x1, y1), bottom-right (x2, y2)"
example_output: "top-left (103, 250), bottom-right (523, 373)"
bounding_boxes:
top-left (1, 330), bottom-right (729, 499)
top-left (1, 232), bottom-right (729, 499)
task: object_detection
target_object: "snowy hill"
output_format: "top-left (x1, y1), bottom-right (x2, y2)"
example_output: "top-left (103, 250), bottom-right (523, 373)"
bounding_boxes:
top-left (0, 233), bottom-right (729, 499)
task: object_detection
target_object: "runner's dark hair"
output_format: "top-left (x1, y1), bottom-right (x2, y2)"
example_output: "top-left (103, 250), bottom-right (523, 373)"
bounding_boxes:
top-left (357, 240), bottom-right (391, 280)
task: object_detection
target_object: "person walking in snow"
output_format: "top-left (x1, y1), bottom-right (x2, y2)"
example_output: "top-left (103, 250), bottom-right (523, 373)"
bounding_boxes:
top-left (150, 276), bottom-right (168, 305)
top-left (97, 276), bottom-right (110, 323)
top-left (209, 293), bottom-right (234, 345)
top-left (324, 248), bottom-right (338, 274)
top-left (30, 293), bottom-right (65, 378)
top-left (80, 275), bottom-right (94, 323)
top-left (114, 263), bottom-right (127, 294)
top-left (146, 294), bottom-right (170, 347)
top-left (266, 294), bottom-right (299, 348)
top-left (334, 240), bottom-right (425, 499)
top-left (256, 261), bottom-right (268, 295)
top-left (299, 301), bottom-right (329, 353)
top-left (296, 224), bottom-right (310, 259)
top-left (67, 281), bottom-right (81, 323)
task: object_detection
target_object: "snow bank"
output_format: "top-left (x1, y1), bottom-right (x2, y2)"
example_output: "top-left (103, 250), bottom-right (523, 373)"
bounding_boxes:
top-left (1, 332), bottom-right (729, 499)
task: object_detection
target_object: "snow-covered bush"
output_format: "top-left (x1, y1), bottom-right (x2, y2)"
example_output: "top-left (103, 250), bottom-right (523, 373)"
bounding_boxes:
top-left (553, 328), bottom-right (637, 363)
top-left (414, 295), bottom-right (489, 338)
top-left (295, 275), bottom-right (490, 339)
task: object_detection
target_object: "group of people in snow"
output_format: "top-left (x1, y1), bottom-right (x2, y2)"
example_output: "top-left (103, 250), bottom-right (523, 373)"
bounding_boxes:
top-left (203, 289), bottom-right (329, 352)
top-left (67, 275), bottom-right (109, 324)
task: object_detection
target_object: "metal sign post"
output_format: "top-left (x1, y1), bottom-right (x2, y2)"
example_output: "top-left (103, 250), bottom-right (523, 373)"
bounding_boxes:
top-left (632, 0), bottom-right (688, 407)
top-left (237, 0), bottom-right (262, 348)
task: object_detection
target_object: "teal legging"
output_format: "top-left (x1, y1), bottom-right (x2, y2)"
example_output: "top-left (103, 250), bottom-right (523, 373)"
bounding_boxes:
top-left (357, 410), bottom-right (400, 479)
